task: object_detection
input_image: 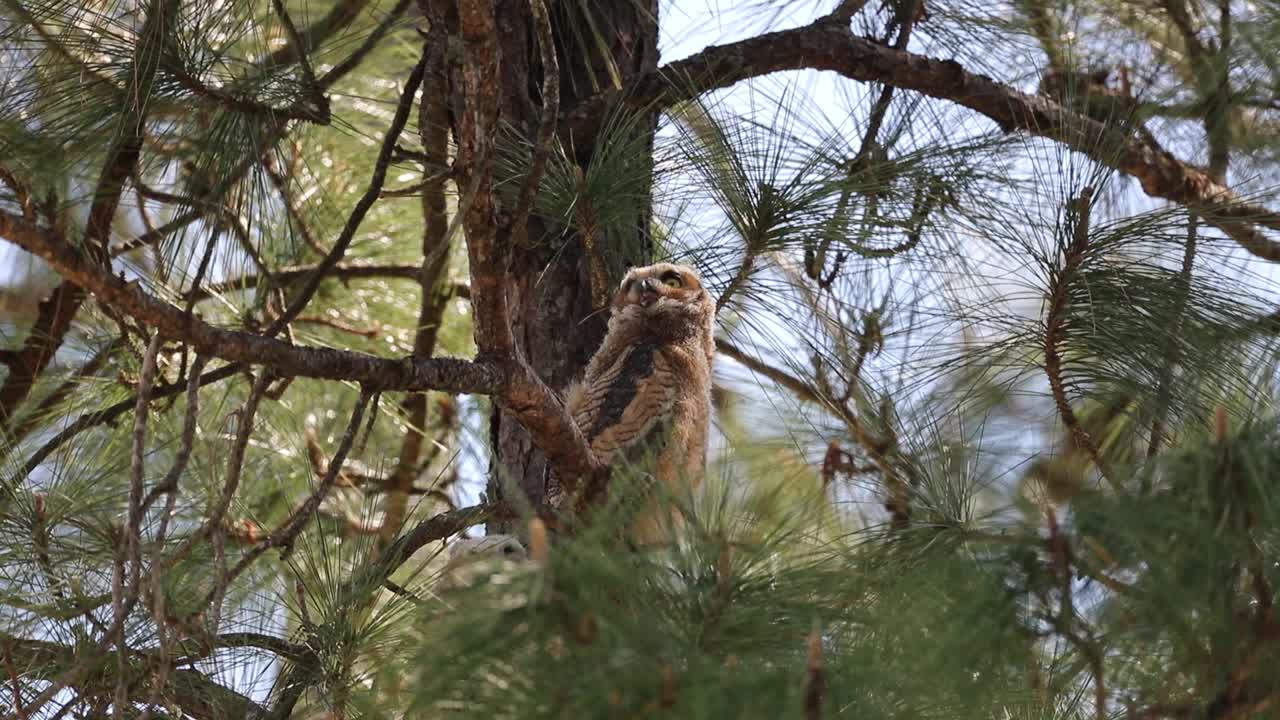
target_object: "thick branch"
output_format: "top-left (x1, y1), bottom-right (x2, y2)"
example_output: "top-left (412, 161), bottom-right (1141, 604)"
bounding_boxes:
top-left (0, 211), bottom-right (500, 394)
top-left (456, 0), bottom-right (515, 358)
top-left (560, 18), bottom-right (1280, 260)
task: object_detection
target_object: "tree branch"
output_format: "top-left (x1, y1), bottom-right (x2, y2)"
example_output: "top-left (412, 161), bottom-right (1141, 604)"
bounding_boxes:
top-left (259, 0), bottom-right (372, 72)
top-left (0, 210), bottom-right (501, 394)
top-left (560, 17), bottom-right (1280, 260)
top-left (226, 388), bottom-right (373, 581)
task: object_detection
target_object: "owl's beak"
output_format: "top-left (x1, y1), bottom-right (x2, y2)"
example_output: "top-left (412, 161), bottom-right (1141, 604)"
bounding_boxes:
top-left (637, 279), bottom-right (659, 307)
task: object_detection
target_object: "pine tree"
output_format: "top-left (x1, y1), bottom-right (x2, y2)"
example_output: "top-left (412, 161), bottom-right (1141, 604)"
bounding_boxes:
top-left (3, 0), bottom-right (1280, 717)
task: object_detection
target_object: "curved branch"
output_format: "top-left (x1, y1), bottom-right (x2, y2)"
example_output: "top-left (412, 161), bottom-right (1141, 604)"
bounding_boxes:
top-left (1043, 189), bottom-right (1117, 490)
top-left (560, 18), bottom-right (1280, 260)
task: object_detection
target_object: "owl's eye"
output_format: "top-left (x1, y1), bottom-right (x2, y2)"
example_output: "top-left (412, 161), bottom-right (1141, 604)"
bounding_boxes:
top-left (661, 273), bottom-right (683, 288)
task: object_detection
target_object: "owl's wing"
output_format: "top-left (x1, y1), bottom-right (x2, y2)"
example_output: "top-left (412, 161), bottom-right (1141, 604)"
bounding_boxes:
top-left (573, 343), bottom-right (678, 464)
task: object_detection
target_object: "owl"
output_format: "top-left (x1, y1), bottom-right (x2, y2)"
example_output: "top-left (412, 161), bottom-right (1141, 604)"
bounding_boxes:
top-left (556, 263), bottom-right (716, 547)
top-left (440, 534), bottom-right (530, 589)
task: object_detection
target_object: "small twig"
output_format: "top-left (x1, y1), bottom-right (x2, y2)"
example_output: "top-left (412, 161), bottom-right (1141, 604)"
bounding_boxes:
top-left (187, 261), bottom-right (423, 304)
top-left (716, 234), bottom-right (761, 314)
top-left (112, 524), bottom-right (129, 712)
top-left (208, 519), bottom-right (228, 636)
top-left (268, 0), bottom-right (326, 106)
top-left (573, 170), bottom-right (612, 311)
top-left (3, 643), bottom-right (27, 719)
top-left (264, 48), bottom-right (429, 338)
top-left (165, 370), bottom-right (273, 569)
top-left (144, 357), bottom-right (203, 716)
top-left (1146, 214), bottom-right (1198, 461)
top-left (379, 172), bottom-right (451, 198)
top-left (263, 155), bottom-right (327, 256)
top-left (811, 0), bottom-right (921, 288)
top-left (318, 0), bottom-right (414, 89)
top-left (294, 315), bottom-right (381, 338)
top-left (165, 61), bottom-right (329, 123)
top-left (110, 333), bottom-right (162, 712)
top-left (111, 208), bottom-right (204, 257)
top-left (224, 388), bottom-right (374, 582)
top-left (143, 354), bottom-right (208, 515)
top-left (1043, 187), bottom-right (1117, 490)
top-left (126, 335), bottom-right (164, 598)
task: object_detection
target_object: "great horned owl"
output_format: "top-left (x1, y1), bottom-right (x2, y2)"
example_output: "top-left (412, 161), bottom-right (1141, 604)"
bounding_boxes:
top-left (557, 262), bottom-right (716, 547)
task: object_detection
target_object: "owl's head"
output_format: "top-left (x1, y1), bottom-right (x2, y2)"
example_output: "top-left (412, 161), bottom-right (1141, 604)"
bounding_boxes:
top-left (613, 263), bottom-right (709, 312)
top-left (609, 263), bottom-right (714, 350)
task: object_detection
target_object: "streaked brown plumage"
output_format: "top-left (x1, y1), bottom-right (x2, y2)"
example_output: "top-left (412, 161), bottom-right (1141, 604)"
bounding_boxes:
top-left (556, 262), bottom-right (715, 546)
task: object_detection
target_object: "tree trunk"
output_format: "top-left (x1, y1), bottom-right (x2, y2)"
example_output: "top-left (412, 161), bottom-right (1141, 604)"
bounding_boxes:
top-left (483, 0), bottom-right (660, 532)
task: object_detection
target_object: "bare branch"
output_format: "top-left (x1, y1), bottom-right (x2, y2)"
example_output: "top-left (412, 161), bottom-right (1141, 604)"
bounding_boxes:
top-left (126, 334), bottom-right (163, 599)
top-left (716, 338), bottom-right (827, 408)
top-left (188, 261), bottom-right (424, 303)
top-left (164, 370), bottom-right (272, 571)
top-left (318, 0), bottom-right (414, 88)
top-left (145, 355), bottom-right (205, 713)
top-left (259, 0), bottom-right (373, 72)
top-left (827, 0), bottom-right (871, 23)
